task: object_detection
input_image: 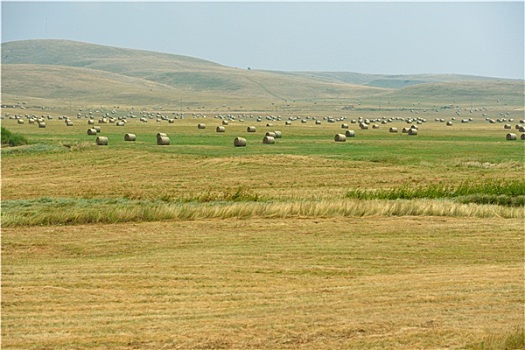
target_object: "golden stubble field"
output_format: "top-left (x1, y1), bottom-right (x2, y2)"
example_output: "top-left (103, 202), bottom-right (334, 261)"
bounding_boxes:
top-left (2, 105), bottom-right (524, 349)
top-left (2, 217), bottom-right (523, 349)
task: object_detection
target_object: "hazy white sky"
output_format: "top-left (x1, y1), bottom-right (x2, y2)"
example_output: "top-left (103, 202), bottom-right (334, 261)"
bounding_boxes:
top-left (1, 1), bottom-right (524, 79)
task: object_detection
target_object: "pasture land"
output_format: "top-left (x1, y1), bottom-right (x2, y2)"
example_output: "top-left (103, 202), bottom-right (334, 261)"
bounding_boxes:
top-left (2, 105), bottom-right (524, 349)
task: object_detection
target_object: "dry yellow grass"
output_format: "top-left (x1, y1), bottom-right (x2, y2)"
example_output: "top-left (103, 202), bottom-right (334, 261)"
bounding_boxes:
top-left (2, 104), bottom-right (524, 349)
top-left (2, 216), bottom-right (523, 349)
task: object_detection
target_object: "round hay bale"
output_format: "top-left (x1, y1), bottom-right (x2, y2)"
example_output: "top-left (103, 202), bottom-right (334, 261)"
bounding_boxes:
top-left (265, 131), bottom-right (276, 138)
top-left (38, 122), bottom-right (46, 128)
top-left (519, 126), bottom-right (525, 133)
top-left (315, 120), bottom-right (321, 125)
top-left (359, 123), bottom-right (369, 130)
top-left (504, 124), bottom-right (512, 129)
top-left (266, 123), bottom-right (273, 127)
top-left (273, 130), bottom-right (282, 138)
top-left (124, 133), bottom-right (136, 141)
top-left (334, 134), bottom-right (347, 142)
top-left (222, 120), bottom-right (229, 125)
top-left (247, 126), bottom-right (256, 132)
top-left (446, 121), bottom-right (453, 126)
top-left (521, 134), bottom-right (525, 140)
top-left (389, 127), bottom-right (398, 133)
top-left (216, 126), bottom-right (226, 133)
top-left (116, 121), bottom-right (125, 126)
top-left (17, 119), bottom-right (24, 124)
top-left (66, 121), bottom-right (74, 126)
top-left (341, 123), bottom-right (349, 129)
top-left (157, 136), bottom-right (170, 145)
top-left (372, 124), bottom-right (379, 129)
top-left (93, 126), bottom-right (101, 133)
top-left (198, 123), bottom-right (206, 129)
top-left (88, 120), bottom-right (95, 125)
top-left (345, 130), bottom-right (356, 137)
top-left (263, 136), bottom-right (275, 144)
top-left (87, 128), bottom-right (97, 135)
top-left (96, 136), bottom-right (108, 146)
top-left (402, 127), bottom-right (410, 133)
top-left (285, 121), bottom-right (292, 126)
top-left (408, 128), bottom-right (418, 136)
top-left (506, 133), bottom-right (517, 140)
top-left (234, 137), bottom-right (247, 147)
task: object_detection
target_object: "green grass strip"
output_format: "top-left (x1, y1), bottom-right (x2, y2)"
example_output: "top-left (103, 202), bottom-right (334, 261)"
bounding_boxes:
top-left (346, 179), bottom-right (525, 206)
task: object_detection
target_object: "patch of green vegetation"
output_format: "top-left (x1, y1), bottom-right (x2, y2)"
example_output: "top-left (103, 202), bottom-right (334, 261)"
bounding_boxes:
top-left (1, 127), bottom-right (29, 146)
top-left (346, 179), bottom-right (525, 206)
top-left (148, 72), bottom-right (243, 91)
top-left (181, 186), bottom-right (260, 203)
top-left (0, 143), bottom-right (65, 155)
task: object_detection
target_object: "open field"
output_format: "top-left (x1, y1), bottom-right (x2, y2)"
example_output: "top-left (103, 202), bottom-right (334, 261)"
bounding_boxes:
top-left (2, 103), bottom-right (524, 349)
top-left (2, 39), bottom-right (524, 349)
top-left (2, 217), bottom-right (523, 349)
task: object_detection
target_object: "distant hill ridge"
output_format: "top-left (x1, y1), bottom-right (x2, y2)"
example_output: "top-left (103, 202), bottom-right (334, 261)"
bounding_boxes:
top-left (1, 39), bottom-right (522, 108)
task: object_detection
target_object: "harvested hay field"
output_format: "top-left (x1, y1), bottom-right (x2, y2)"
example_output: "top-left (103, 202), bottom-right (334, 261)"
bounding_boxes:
top-left (2, 107), bottom-right (524, 349)
top-left (2, 217), bottom-right (523, 349)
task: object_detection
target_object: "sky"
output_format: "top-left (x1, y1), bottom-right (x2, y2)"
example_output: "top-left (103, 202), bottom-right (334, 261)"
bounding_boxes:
top-left (1, 1), bottom-right (524, 80)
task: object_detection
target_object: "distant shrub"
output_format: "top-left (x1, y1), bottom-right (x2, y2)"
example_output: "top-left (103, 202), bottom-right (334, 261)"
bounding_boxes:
top-left (1, 127), bottom-right (28, 146)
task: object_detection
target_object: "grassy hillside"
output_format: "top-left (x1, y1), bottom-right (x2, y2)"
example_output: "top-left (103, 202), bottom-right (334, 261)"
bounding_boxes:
top-left (2, 39), bottom-right (523, 111)
top-left (282, 71), bottom-right (507, 88)
top-left (366, 80), bottom-right (525, 108)
top-left (1, 40), bottom-right (388, 108)
top-left (1, 39), bottom-right (222, 71)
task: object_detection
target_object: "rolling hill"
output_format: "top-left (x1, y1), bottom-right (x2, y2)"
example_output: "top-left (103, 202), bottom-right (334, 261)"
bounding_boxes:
top-left (1, 39), bottom-right (523, 110)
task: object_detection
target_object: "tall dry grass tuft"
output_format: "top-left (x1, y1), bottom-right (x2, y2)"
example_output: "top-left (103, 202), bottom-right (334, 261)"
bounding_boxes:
top-left (467, 326), bottom-right (524, 350)
top-left (2, 198), bottom-right (523, 227)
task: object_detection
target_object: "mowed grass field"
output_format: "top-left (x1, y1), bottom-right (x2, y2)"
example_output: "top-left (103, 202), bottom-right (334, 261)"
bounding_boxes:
top-left (2, 105), bottom-right (524, 349)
